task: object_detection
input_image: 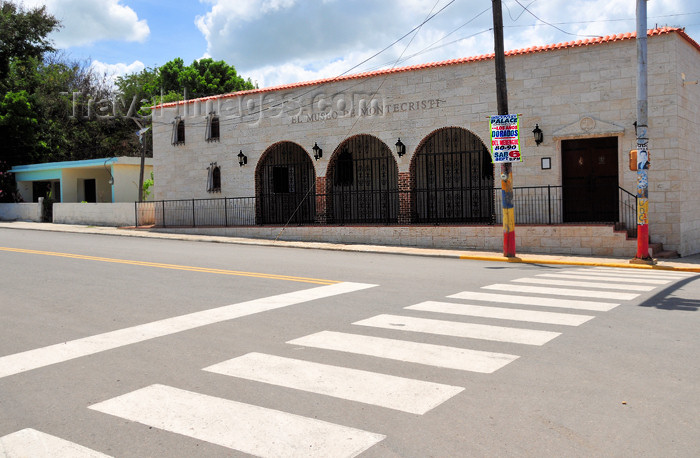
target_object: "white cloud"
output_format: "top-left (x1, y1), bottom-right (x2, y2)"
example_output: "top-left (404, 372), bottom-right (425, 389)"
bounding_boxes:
top-left (195, 0), bottom-right (700, 87)
top-left (91, 60), bottom-right (145, 86)
top-left (22, 0), bottom-right (149, 47)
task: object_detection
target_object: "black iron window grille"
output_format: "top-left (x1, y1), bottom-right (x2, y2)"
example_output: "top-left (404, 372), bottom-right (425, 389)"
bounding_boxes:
top-left (171, 117), bottom-right (185, 145)
top-left (205, 113), bottom-right (220, 142)
top-left (206, 162), bottom-right (221, 193)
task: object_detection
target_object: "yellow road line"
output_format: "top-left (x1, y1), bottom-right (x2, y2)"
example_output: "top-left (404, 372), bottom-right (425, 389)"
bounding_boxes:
top-left (0, 247), bottom-right (339, 285)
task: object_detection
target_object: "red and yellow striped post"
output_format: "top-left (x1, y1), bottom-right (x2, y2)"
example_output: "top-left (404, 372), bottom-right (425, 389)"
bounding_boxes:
top-left (501, 163), bottom-right (516, 256)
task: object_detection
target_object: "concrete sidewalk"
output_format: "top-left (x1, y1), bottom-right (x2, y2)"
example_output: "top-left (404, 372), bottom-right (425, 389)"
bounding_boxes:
top-left (1, 221), bottom-right (699, 272)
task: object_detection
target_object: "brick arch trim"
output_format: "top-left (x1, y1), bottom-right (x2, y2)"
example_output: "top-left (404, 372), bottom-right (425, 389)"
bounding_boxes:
top-left (325, 133), bottom-right (397, 194)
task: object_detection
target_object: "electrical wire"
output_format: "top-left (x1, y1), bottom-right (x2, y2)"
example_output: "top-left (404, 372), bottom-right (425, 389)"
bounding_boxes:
top-left (149, 1), bottom-right (459, 130)
top-left (275, 0), bottom-right (446, 238)
top-left (513, 0), bottom-right (603, 38)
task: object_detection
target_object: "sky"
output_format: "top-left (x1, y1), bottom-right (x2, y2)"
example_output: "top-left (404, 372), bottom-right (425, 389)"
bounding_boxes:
top-left (19, 0), bottom-right (700, 90)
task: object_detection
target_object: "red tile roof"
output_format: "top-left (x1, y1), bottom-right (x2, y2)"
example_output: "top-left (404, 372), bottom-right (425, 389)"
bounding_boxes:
top-left (152, 27), bottom-right (699, 110)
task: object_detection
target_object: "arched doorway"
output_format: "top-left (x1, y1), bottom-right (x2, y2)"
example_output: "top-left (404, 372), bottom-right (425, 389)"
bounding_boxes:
top-left (412, 127), bottom-right (494, 223)
top-left (256, 142), bottom-right (315, 224)
top-left (327, 135), bottom-right (398, 223)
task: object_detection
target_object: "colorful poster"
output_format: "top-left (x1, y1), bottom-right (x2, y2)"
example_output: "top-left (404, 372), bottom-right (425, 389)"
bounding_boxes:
top-left (489, 114), bottom-right (522, 163)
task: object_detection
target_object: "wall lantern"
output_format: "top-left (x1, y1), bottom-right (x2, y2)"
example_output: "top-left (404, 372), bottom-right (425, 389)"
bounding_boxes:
top-left (395, 138), bottom-right (406, 157)
top-left (532, 124), bottom-right (543, 146)
top-left (312, 142), bottom-right (323, 161)
top-left (237, 150), bottom-right (247, 167)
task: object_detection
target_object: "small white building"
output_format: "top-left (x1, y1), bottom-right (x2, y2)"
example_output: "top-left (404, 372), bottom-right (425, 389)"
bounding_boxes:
top-left (10, 157), bottom-right (153, 203)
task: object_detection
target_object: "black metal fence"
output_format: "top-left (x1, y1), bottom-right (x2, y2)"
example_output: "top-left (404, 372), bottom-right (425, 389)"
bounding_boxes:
top-left (135, 185), bottom-right (637, 237)
top-left (618, 187), bottom-right (638, 238)
top-left (135, 197), bottom-right (255, 227)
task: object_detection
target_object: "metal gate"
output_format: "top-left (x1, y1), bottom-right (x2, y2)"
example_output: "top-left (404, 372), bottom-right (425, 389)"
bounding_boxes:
top-left (327, 135), bottom-right (398, 223)
top-left (257, 142), bottom-right (315, 224)
top-left (414, 127), bottom-right (494, 223)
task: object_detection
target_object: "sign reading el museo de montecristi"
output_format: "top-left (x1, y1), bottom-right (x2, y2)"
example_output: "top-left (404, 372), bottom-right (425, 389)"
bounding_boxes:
top-left (489, 114), bottom-right (522, 163)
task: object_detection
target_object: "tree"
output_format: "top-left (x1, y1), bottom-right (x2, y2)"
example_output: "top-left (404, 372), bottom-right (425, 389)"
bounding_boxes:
top-left (115, 57), bottom-right (256, 106)
top-left (0, 1), bottom-right (59, 80)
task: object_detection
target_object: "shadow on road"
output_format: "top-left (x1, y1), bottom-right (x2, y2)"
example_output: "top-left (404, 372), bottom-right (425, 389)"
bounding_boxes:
top-left (639, 276), bottom-right (699, 311)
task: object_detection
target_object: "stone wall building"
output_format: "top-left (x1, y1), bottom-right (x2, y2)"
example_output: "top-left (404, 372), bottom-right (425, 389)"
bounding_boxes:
top-left (150, 28), bottom-right (700, 257)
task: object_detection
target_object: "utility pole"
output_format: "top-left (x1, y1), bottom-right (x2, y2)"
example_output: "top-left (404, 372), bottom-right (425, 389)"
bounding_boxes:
top-left (492, 0), bottom-right (515, 257)
top-left (133, 118), bottom-right (147, 202)
top-left (634, 0), bottom-right (653, 262)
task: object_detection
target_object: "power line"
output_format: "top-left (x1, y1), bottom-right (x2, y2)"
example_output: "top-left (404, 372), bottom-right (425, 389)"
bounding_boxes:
top-left (151, 1), bottom-right (462, 131)
top-left (512, 0), bottom-right (602, 38)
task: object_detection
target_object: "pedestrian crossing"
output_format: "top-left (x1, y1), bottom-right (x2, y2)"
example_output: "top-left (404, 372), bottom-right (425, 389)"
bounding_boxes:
top-left (89, 384), bottom-right (386, 458)
top-left (203, 352), bottom-right (464, 415)
top-left (352, 313), bottom-right (560, 345)
top-left (0, 428), bottom-right (112, 458)
top-left (288, 330), bottom-right (520, 373)
top-left (3, 266), bottom-right (695, 457)
top-left (406, 301), bottom-right (595, 326)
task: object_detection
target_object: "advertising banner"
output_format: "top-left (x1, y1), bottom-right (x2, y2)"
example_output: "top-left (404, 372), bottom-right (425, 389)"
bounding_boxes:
top-left (490, 114), bottom-right (522, 163)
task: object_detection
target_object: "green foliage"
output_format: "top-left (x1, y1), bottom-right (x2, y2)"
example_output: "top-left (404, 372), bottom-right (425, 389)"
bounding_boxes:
top-left (0, 1), bottom-right (59, 80)
top-left (114, 57), bottom-right (256, 106)
top-left (142, 170), bottom-right (154, 201)
top-left (0, 0), bottom-right (253, 202)
top-left (0, 161), bottom-right (21, 202)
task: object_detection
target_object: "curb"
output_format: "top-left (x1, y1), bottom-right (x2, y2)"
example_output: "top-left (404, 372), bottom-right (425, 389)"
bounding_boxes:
top-left (1, 222), bottom-right (699, 273)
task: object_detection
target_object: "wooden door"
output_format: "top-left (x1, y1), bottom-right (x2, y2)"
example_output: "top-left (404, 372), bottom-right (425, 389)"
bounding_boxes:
top-left (561, 137), bottom-right (618, 222)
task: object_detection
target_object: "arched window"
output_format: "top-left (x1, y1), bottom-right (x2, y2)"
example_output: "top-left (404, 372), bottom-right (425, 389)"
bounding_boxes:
top-left (177, 120), bottom-right (185, 144)
top-left (207, 162), bottom-right (221, 193)
top-left (172, 117), bottom-right (185, 145)
top-left (206, 113), bottom-right (220, 142)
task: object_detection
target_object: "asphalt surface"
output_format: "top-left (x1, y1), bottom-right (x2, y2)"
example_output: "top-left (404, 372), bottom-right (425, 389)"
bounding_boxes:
top-left (0, 224), bottom-right (698, 457)
top-left (1, 221), bottom-right (699, 272)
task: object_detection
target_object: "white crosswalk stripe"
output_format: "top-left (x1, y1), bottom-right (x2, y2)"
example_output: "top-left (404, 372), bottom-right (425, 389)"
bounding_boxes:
top-left (204, 352), bottom-right (464, 415)
top-left (587, 267), bottom-right (696, 277)
top-left (481, 284), bottom-right (639, 300)
top-left (536, 273), bottom-right (671, 285)
top-left (288, 331), bottom-right (519, 373)
top-left (89, 384), bottom-right (385, 458)
top-left (0, 282), bottom-right (377, 380)
top-left (558, 268), bottom-right (693, 279)
top-left (405, 301), bottom-right (594, 326)
top-left (513, 277), bottom-right (656, 291)
top-left (353, 314), bottom-right (560, 346)
top-left (448, 291), bottom-right (619, 311)
top-left (0, 428), bottom-right (111, 458)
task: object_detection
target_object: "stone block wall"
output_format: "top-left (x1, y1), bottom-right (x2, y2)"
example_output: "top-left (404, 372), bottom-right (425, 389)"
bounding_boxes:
top-left (151, 30), bottom-right (700, 256)
top-left (151, 224), bottom-right (637, 257)
top-left (677, 36), bottom-right (700, 256)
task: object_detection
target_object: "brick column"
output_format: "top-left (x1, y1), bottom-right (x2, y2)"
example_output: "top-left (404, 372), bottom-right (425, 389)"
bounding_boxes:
top-left (315, 176), bottom-right (327, 224)
top-left (398, 171), bottom-right (411, 225)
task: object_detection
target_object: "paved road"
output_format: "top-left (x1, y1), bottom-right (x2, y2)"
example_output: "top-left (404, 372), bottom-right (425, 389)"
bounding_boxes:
top-left (1, 228), bottom-right (698, 457)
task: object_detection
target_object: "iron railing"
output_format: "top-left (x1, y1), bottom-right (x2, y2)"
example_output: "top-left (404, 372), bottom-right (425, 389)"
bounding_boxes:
top-left (136, 185), bottom-right (637, 236)
top-left (618, 186), bottom-right (638, 238)
top-left (493, 185), bottom-right (562, 225)
top-left (135, 197), bottom-right (255, 227)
